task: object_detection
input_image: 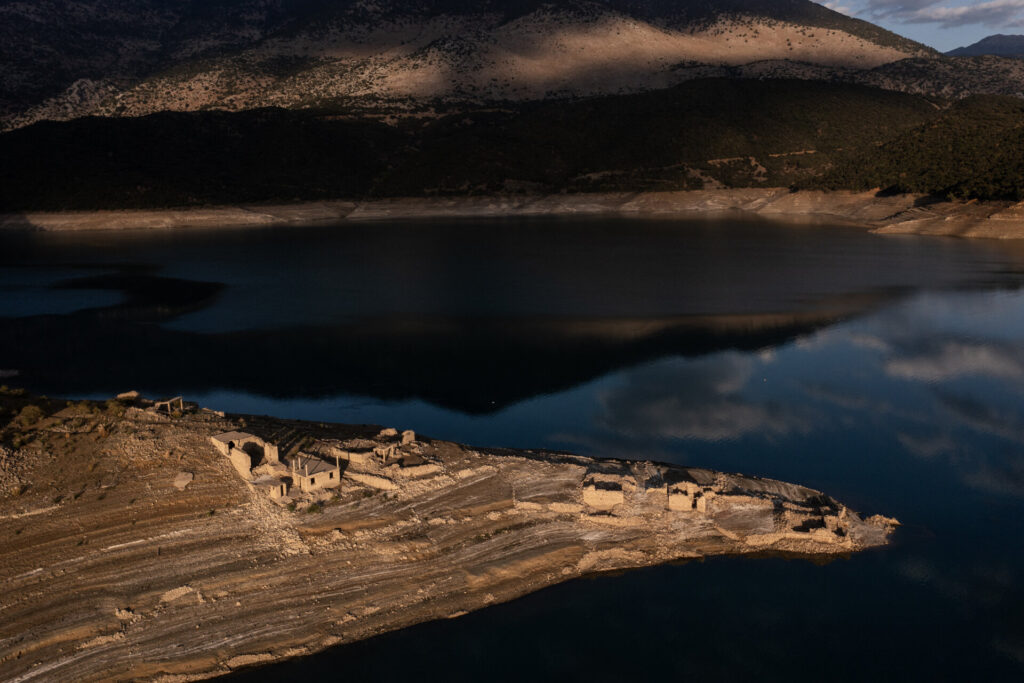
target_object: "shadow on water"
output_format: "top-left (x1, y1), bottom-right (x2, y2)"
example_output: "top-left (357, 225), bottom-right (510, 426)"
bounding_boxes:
top-left (55, 266), bottom-right (224, 321)
top-left (2, 216), bottom-right (1024, 414)
top-left (0, 305), bottom-right (861, 414)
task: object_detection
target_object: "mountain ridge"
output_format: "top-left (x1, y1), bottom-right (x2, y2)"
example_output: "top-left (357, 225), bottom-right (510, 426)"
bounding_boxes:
top-left (947, 34), bottom-right (1024, 57)
top-left (0, 0), bottom-right (936, 129)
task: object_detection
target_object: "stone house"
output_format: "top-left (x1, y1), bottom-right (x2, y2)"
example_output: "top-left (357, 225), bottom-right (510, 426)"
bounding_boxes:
top-left (291, 453), bottom-right (342, 494)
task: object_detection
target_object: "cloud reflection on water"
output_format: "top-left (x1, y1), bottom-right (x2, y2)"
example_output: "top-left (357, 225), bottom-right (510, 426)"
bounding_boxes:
top-left (886, 341), bottom-right (1024, 383)
top-left (597, 352), bottom-right (812, 443)
top-left (586, 288), bottom-right (1024, 507)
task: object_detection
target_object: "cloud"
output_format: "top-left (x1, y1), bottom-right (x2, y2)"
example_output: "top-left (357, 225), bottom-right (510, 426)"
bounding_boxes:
top-left (598, 354), bottom-right (810, 442)
top-left (823, 1), bottom-right (857, 15)
top-left (886, 341), bottom-right (1024, 383)
top-left (862, 0), bottom-right (1024, 28)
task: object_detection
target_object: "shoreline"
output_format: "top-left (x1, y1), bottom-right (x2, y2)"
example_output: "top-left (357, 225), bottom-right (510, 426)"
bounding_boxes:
top-left (3, 189), bottom-right (1024, 239)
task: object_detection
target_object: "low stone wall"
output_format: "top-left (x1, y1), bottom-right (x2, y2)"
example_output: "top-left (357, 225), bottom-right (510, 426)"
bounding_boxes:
top-left (346, 471), bottom-right (398, 491)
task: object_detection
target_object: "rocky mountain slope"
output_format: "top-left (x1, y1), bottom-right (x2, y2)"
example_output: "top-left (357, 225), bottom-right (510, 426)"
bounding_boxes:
top-left (0, 0), bottom-right (934, 129)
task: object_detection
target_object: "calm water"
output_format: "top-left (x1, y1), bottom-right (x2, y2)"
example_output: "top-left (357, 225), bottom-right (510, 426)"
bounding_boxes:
top-left (2, 215), bottom-right (1024, 681)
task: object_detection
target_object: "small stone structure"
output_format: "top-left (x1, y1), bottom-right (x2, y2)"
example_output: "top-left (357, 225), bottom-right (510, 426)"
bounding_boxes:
top-left (251, 476), bottom-right (288, 500)
top-left (582, 479), bottom-right (625, 510)
top-left (151, 397), bottom-right (185, 415)
top-left (374, 443), bottom-right (400, 465)
top-left (291, 453), bottom-right (342, 494)
top-left (320, 443), bottom-right (374, 466)
top-left (210, 431), bottom-right (281, 480)
top-left (668, 481), bottom-right (702, 512)
top-left (210, 431), bottom-right (279, 462)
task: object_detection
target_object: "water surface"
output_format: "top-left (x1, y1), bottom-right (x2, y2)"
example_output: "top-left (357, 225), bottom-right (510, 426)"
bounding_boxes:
top-left (2, 215), bottom-right (1024, 680)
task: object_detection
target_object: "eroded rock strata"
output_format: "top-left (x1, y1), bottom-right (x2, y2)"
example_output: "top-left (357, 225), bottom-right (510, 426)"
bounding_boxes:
top-left (0, 394), bottom-right (897, 681)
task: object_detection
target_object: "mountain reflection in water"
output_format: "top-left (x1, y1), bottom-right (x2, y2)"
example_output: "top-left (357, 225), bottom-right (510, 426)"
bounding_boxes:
top-left (3, 216), bottom-right (1024, 680)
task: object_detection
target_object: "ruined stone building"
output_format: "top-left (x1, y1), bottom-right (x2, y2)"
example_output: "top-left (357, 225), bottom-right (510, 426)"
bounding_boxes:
top-left (210, 431), bottom-right (280, 480)
top-left (251, 476), bottom-right (288, 500)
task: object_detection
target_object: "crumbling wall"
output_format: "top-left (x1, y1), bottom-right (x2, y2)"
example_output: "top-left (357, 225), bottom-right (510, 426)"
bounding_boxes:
top-left (210, 436), bottom-right (231, 456)
top-left (582, 483), bottom-right (624, 510)
top-left (228, 448), bottom-right (252, 480)
top-left (346, 471), bottom-right (398, 491)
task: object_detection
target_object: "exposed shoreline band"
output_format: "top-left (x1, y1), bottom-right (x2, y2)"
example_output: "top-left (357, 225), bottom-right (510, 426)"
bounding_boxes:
top-left (3, 189), bottom-right (1024, 239)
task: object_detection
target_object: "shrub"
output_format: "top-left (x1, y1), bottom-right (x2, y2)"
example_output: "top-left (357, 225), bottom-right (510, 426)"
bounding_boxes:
top-left (15, 404), bottom-right (44, 427)
top-left (104, 400), bottom-right (126, 417)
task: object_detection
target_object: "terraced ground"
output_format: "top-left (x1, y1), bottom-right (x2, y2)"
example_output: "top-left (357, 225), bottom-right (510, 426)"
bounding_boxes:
top-left (0, 391), bottom-right (896, 681)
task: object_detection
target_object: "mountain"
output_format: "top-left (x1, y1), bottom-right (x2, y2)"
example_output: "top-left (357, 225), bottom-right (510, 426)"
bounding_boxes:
top-left (947, 34), bottom-right (1024, 57)
top-left (0, 79), bottom-right (951, 210)
top-left (0, 0), bottom-right (935, 130)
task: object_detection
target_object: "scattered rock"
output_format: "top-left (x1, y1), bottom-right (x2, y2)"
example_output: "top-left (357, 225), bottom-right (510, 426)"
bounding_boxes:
top-left (378, 427), bottom-right (398, 438)
top-left (172, 472), bottom-right (194, 491)
top-left (160, 585), bottom-right (194, 603)
top-left (401, 429), bottom-right (416, 445)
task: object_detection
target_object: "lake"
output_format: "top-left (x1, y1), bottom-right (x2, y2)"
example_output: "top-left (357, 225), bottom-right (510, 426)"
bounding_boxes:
top-left (2, 214), bottom-right (1024, 681)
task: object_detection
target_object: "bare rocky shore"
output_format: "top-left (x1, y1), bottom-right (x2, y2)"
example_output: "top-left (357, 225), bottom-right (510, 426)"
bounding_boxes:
top-left (0, 391), bottom-right (897, 681)
top-left (3, 189), bottom-right (1024, 239)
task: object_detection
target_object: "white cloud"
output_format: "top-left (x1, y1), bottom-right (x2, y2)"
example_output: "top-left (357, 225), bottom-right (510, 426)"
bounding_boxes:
top-left (823, 1), bottom-right (857, 15)
top-left (862, 0), bottom-right (1024, 28)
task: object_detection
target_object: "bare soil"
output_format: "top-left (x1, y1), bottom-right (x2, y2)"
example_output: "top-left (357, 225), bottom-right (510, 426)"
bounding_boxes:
top-left (0, 391), bottom-right (896, 681)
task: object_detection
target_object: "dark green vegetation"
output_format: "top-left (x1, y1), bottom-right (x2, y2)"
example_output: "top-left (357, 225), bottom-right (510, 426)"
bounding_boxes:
top-left (812, 95), bottom-right (1024, 200)
top-left (0, 80), bottom-right (924, 210)
top-left (0, 110), bottom-right (401, 209)
top-left (380, 79), bottom-right (937, 196)
top-left (2, 79), bottom-right (1022, 210)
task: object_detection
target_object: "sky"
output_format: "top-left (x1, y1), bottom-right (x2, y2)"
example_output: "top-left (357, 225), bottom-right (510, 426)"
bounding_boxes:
top-left (820, 0), bottom-right (1024, 51)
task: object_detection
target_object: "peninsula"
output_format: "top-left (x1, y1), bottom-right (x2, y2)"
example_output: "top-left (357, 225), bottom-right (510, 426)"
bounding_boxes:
top-left (0, 390), bottom-right (898, 681)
